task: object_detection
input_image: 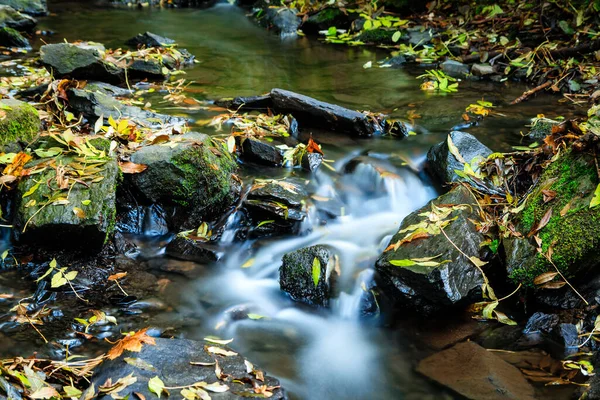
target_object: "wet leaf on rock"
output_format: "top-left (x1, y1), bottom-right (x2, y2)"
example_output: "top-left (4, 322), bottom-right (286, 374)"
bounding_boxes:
top-left (119, 161), bottom-right (148, 174)
top-left (148, 376), bottom-right (165, 398)
top-left (124, 357), bottom-right (157, 372)
top-left (203, 337), bottom-right (233, 345)
top-left (107, 328), bottom-right (156, 360)
top-left (206, 346), bottom-right (237, 357)
top-left (311, 257), bottom-right (321, 287)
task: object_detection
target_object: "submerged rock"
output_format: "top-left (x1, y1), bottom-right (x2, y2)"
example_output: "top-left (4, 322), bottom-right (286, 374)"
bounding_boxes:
top-left (440, 60), bottom-right (470, 79)
top-left (0, 5), bottom-right (36, 31)
top-left (87, 337), bottom-right (286, 399)
top-left (427, 131), bottom-right (492, 184)
top-left (128, 132), bottom-right (239, 228)
top-left (260, 7), bottom-right (301, 38)
top-left (0, 26), bottom-right (29, 47)
top-left (126, 31), bottom-right (175, 48)
top-left (0, 0), bottom-right (47, 16)
top-left (13, 152), bottom-right (118, 251)
top-left (375, 185), bottom-right (486, 312)
top-left (505, 150), bottom-right (600, 287)
top-left (0, 98), bottom-right (39, 149)
top-left (280, 245), bottom-right (337, 306)
top-left (417, 341), bottom-right (536, 400)
top-left (40, 43), bottom-right (124, 83)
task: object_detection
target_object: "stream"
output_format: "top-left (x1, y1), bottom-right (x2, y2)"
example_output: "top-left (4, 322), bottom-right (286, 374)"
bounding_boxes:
top-left (0, 2), bottom-right (589, 399)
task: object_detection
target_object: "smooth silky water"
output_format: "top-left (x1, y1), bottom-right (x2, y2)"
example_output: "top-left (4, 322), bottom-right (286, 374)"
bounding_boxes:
top-left (0, 2), bottom-right (588, 399)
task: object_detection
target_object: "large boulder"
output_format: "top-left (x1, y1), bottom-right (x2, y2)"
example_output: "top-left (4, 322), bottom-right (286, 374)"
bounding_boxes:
top-left (427, 131), bottom-right (492, 184)
top-left (375, 185), bottom-right (486, 312)
top-left (280, 245), bottom-right (338, 306)
top-left (13, 148), bottom-right (118, 251)
top-left (505, 150), bottom-right (600, 287)
top-left (128, 132), bottom-right (239, 228)
top-left (0, 5), bottom-right (36, 30)
top-left (0, 26), bottom-right (29, 47)
top-left (417, 341), bottom-right (536, 400)
top-left (0, 98), bottom-right (39, 149)
top-left (260, 7), bottom-right (301, 38)
top-left (0, 0), bottom-right (47, 16)
top-left (40, 43), bottom-right (124, 83)
top-left (87, 337), bottom-right (287, 400)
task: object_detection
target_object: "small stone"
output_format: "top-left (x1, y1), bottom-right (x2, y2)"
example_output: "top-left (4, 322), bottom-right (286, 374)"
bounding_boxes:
top-left (241, 137), bottom-right (283, 166)
top-left (440, 60), bottom-right (470, 78)
top-left (471, 63), bottom-right (495, 76)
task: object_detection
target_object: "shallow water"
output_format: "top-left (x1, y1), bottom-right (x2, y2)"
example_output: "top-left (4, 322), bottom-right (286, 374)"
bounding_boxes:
top-left (0, 2), bottom-right (589, 399)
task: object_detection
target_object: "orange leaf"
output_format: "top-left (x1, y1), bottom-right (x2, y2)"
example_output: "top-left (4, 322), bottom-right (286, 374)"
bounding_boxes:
top-left (119, 161), bottom-right (148, 174)
top-left (107, 328), bottom-right (156, 360)
top-left (108, 272), bottom-right (127, 281)
top-left (306, 138), bottom-right (324, 155)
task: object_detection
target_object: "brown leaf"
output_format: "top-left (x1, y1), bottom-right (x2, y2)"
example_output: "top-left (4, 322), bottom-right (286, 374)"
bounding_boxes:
top-left (30, 386), bottom-right (61, 399)
top-left (560, 201), bottom-right (572, 217)
top-left (108, 272), bottom-right (127, 281)
top-left (527, 208), bottom-right (552, 237)
top-left (119, 161), bottom-right (148, 174)
top-left (541, 189), bottom-right (556, 203)
top-left (106, 328), bottom-right (156, 360)
top-left (540, 281), bottom-right (567, 289)
top-left (306, 137), bottom-right (324, 155)
top-left (533, 272), bottom-right (559, 286)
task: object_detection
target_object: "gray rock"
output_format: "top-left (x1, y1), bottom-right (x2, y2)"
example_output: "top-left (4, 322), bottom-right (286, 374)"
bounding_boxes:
top-left (0, 0), bottom-right (46, 15)
top-left (440, 59), bottom-right (470, 79)
top-left (427, 131), bottom-right (492, 184)
top-left (301, 151), bottom-right (323, 172)
top-left (88, 337), bottom-right (286, 400)
top-left (417, 341), bottom-right (536, 400)
top-left (0, 26), bottom-right (28, 47)
top-left (471, 63), bottom-right (494, 77)
top-left (0, 5), bottom-right (35, 31)
top-left (215, 94), bottom-right (273, 111)
top-left (126, 31), bottom-right (175, 48)
top-left (375, 185), bottom-right (486, 312)
top-left (381, 55), bottom-right (408, 68)
top-left (261, 7), bottom-right (301, 38)
top-left (407, 27), bottom-right (433, 46)
top-left (280, 245), bottom-right (337, 306)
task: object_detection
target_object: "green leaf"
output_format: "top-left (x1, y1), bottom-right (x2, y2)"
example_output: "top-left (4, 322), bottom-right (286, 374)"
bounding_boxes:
top-left (392, 31), bottom-right (401, 43)
top-left (590, 183), bottom-right (600, 208)
top-left (22, 181), bottom-right (41, 198)
top-left (148, 376), bottom-right (165, 398)
top-left (247, 313), bottom-right (266, 320)
top-left (312, 257), bottom-right (321, 287)
top-left (64, 386), bottom-right (82, 397)
top-left (482, 301), bottom-right (498, 319)
top-left (81, 200), bottom-right (92, 206)
top-left (34, 147), bottom-right (63, 158)
top-left (389, 259), bottom-right (416, 267)
top-left (256, 220), bottom-right (274, 228)
top-left (64, 270), bottom-right (78, 281)
top-left (51, 272), bottom-right (67, 288)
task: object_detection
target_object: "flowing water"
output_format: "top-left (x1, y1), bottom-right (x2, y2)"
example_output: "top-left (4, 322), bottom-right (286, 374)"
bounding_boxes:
top-left (0, 2), bottom-right (589, 399)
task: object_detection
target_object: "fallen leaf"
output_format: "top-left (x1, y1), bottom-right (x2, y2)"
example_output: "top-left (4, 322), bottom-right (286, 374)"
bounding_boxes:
top-left (206, 346), bottom-right (237, 357)
top-left (108, 272), bottom-right (128, 281)
top-left (306, 137), bottom-right (323, 155)
top-left (107, 328), bottom-right (156, 360)
top-left (148, 376), bottom-right (165, 398)
top-left (533, 272), bottom-right (559, 285)
top-left (527, 208), bottom-right (553, 237)
top-left (119, 161), bottom-right (148, 174)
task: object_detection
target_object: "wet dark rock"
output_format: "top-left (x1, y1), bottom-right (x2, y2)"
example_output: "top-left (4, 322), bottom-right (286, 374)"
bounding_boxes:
top-left (0, 5), bottom-right (36, 31)
top-left (0, 0), bottom-right (47, 16)
top-left (301, 8), bottom-right (350, 34)
top-left (87, 337), bottom-right (286, 399)
top-left (0, 26), bottom-right (28, 47)
top-left (300, 151), bottom-right (323, 172)
top-left (67, 84), bottom-right (185, 128)
top-left (40, 43), bottom-right (124, 83)
top-left (260, 7), bottom-right (301, 38)
top-left (241, 137), bottom-right (283, 166)
top-left (280, 245), bottom-right (338, 307)
top-left (375, 185), bottom-right (486, 313)
top-left (0, 375), bottom-right (22, 399)
top-left (214, 94), bottom-right (273, 111)
top-left (440, 60), bottom-right (470, 79)
top-left (13, 155), bottom-right (118, 251)
top-left (165, 236), bottom-right (221, 263)
top-left (471, 63), bottom-right (495, 77)
top-left (427, 131), bottom-right (492, 184)
top-left (524, 312), bottom-right (559, 335)
top-left (381, 55), bottom-right (408, 68)
top-left (527, 117), bottom-right (561, 140)
top-left (417, 341), bottom-right (536, 400)
top-left (406, 27), bottom-right (433, 46)
top-left (126, 31), bottom-right (175, 48)
top-left (129, 132), bottom-right (239, 229)
top-left (244, 178), bottom-right (310, 237)
top-left (356, 28), bottom-right (395, 45)
top-left (0, 98), bottom-right (39, 149)
top-left (270, 88), bottom-right (377, 137)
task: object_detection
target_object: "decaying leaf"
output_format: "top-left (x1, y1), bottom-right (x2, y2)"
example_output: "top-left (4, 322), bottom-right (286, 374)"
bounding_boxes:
top-left (107, 328), bottom-right (156, 360)
top-left (533, 272), bottom-right (559, 286)
top-left (119, 161), bottom-right (148, 174)
top-left (206, 346), bottom-right (237, 357)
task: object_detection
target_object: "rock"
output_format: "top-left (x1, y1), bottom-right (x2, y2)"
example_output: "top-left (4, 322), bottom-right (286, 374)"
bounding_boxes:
top-left (270, 88), bottom-right (379, 137)
top-left (375, 185), bottom-right (486, 312)
top-left (426, 131), bottom-right (492, 184)
top-left (0, 98), bottom-right (39, 149)
top-left (381, 55), bottom-right (408, 68)
top-left (126, 31), bottom-right (175, 48)
top-left (505, 150), bottom-right (600, 287)
top-left (67, 84), bottom-right (185, 128)
top-left (417, 341), bottom-right (536, 400)
top-left (356, 28), bottom-right (396, 45)
top-left (260, 7), bottom-right (301, 38)
top-left (0, 0), bottom-right (46, 15)
top-left (301, 151), bottom-right (323, 172)
top-left (0, 26), bottom-right (29, 47)
top-left (13, 150), bottom-right (118, 251)
top-left (215, 94), bottom-right (273, 111)
top-left (524, 312), bottom-right (559, 335)
top-left (471, 63), bottom-right (495, 77)
top-left (0, 5), bottom-right (36, 31)
top-left (527, 117), bottom-right (561, 140)
top-left (165, 235), bottom-right (221, 263)
top-left (406, 27), bottom-right (433, 46)
top-left (87, 337), bottom-right (287, 400)
top-left (301, 8), bottom-right (350, 34)
top-left (244, 178), bottom-right (310, 237)
top-left (280, 245), bottom-right (338, 306)
top-left (440, 60), bottom-right (470, 79)
top-left (240, 137), bottom-right (283, 166)
top-left (129, 132), bottom-right (239, 228)
top-left (40, 43), bottom-right (124, 83)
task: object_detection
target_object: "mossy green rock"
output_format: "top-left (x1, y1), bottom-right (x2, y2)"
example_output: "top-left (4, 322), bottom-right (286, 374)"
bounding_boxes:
top-left (375, 185), bottom-right (486, 312)
top-left (0, 0), bottom-right (47, 16)
top-left (505, 150), bottom-right (600, 287)
top-left (0, 26), bottom-right (29, 47)
top-left (129, 132), bottom-right (238, 226)
top-left (0, 5), bottom-right (36, 30)
top-left (14, 155), bottom-right (119, 251)
top-left (0, 98), bottom-right (39, 148)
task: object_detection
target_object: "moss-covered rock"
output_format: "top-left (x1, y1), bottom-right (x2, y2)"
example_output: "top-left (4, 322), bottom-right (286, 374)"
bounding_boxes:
top-left (0, 98), bottom-right (39, 148)
top-left (13, 153), bottom-right (119, 251)
top-left (356, 28), bottom-right (396, 45)
top-left (0, 4), bottom-right (36, 31)
top-left (0, 26), bottom-right (29, 47)
top-left (0, 0), bottom-right (47, 16)
top-left (505, 150), bottom-right (600, 287)
top-left (129, 132), bottom-right (238, 228)
top-left (301, 8), bottom-right (350, 34)
top-left (280, 245), bottom-right (338, 307)
top-left (527, 117), bottom-right (561, 140)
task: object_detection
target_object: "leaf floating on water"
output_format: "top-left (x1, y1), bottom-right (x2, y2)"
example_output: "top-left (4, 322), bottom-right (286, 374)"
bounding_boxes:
top-left (119, 161), bottom-right (148, 174)
top-left (241, 258), bottom-right (255, 269)
top-left (148, 376), bottom-right (165, 398)
top-left (533, 272), bottom-right (559, 285)
top-left (311, 257), bottom-right (321, 287)
top-left (206, 346), bottom-right (238, 357)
